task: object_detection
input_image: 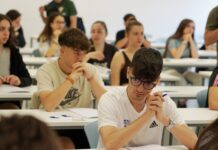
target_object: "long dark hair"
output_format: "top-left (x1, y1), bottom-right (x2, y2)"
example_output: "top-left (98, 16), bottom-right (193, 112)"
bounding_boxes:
top-left (38, 12), bottom-right (64, 43)
top-left (163, 19), bottom-right (195, 57)
top-left (195, 118), bottom-right (218, 150)
top-left (0, 14), bottom-right (16, 48)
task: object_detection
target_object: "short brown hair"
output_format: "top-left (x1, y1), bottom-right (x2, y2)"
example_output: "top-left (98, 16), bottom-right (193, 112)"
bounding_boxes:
top-left (125, 20), bottom-right (143, 34)
top-left (0, 115), bottom-right (62, 150)
top-left (58, 28), bottom-right (90, 51)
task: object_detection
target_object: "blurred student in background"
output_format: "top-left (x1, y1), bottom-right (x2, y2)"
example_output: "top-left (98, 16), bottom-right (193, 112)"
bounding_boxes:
top-left (84, 21), bottom-right (117, 68)
top-left (6, 9), bottom-right (26, 48)
top-left (111, 21), bottom-right (144, 85)
top-left (38, 12), bottom-right (65, 57)
top-left (115, 13), bottom-right (150, 49)
top-left (163, 18), bottom-right (201, 86)
top-left (0, 14), bottom-right (32, 109)
top-left (39, 0), bottom-right (77, 29)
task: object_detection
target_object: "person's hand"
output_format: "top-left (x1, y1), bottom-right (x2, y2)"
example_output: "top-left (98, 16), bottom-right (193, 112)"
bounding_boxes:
top-left (39, 6), bottom-right (45, 16)
top-left (53, 30), bottom-right (62, 39)
top-left (88, 51), bottom-right (105, 61)
top-left (183, 34), bottom-right (192, 42)
top-left (147, 92), bottom-right (168, 125)
top-left (0, 76), bottom-right (5, 85)
top-left (69, 62), bottom-right (84, 82)
top-left (3, 75), bottom-right (21, 86)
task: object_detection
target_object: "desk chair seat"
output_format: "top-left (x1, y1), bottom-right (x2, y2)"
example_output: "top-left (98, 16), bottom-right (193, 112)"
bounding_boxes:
top-left (84, 121), bottom-right (98, 148)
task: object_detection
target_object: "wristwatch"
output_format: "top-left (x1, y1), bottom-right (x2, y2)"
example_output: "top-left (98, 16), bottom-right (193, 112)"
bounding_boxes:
top-left (166, 118), bottom-right (176, 130)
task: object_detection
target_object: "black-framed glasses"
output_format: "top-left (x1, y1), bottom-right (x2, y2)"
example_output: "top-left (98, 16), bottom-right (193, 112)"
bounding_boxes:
top-left (130, 76), bottom-right (157, 90)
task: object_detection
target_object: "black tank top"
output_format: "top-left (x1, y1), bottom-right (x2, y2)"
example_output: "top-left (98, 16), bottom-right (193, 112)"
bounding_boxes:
top-left (120, 51), bottom-right (131, 85)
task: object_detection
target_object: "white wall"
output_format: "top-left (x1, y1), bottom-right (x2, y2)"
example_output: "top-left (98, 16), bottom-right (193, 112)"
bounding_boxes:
top-left (0, 0), bottom-right (217, 47)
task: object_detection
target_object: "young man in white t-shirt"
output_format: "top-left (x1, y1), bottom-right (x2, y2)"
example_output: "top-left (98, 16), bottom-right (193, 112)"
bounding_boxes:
top-left (98, 48), bottom-right (197, 149)
top-left (36, 28), bottom-right (106, 112)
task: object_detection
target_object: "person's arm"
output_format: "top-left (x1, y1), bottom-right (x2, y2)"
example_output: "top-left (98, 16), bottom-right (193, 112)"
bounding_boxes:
top-left (39, 6), bottom-right (47, 23)
top-left (188, 36), bottom-right (198, 58)
top-left (150, 92), bottom-right (197, 150)
top-left (170, 125), bottom-right (198, 150)
top-left (80, 63), bottom-right (106, 101)
top-left (39, 79), bottom-right (73, 112)
top-left (143, 39), bottom-right (151, 48)
top-left (38, 63), bottom-right (82, 112)
top-left (169, 38), bottom-right (188, 59)
top-left (115, 37), bottom-right (128, 49)
top-left (12, 48), bottom-right (32, 87)
top-left (110, 52), bottom-right (124, 85)
top-left (204, 29), bottom-right (218, 46)
top-left (208, 86), bottom-right (218, 110)
top-left (70, 15), bottom-right (77, 29)
top-left (100, 110), bottom-right (154, 150)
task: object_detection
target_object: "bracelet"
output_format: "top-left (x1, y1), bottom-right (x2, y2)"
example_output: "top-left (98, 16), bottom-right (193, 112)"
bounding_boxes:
top-left (66, 75), bottom-right (74, 85)
top-left (166, 119), bottom-right (176, 130)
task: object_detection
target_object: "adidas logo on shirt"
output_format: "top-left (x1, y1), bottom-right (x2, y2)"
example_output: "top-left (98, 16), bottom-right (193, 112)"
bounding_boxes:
top-left (149, 121), bottom-right (158, 128)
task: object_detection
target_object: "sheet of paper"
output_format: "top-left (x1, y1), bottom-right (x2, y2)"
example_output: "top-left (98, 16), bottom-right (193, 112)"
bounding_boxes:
top-left (120, 145), bottom-right (168, 150)
top-left (69, 108), bottom-right (98, 118)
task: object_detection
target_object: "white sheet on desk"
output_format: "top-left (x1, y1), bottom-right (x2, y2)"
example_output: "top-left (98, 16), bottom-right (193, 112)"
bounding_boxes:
top-left (0, 84), bottom-right (30, 93)
top-left (120, 145), bottom-right (168, 150)
top-left (69, 108), bottom-right (98, 118)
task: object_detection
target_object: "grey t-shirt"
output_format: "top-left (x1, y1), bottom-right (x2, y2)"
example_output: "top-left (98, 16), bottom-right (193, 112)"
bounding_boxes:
top-left (0, 48), bottom-right (10, 76)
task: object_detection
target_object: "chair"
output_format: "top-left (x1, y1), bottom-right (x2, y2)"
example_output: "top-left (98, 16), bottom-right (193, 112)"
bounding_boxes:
top-left (196, 89), bottom-right (208, 107)
top-left (84, 121), bottom-right (98, 148)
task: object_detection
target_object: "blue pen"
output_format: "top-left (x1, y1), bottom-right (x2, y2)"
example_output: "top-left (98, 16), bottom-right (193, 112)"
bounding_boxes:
top-left (50, 116), bottom-right (59, 119)
top-left (62, 114), bottom-right (71, 117)
top-left (162, 93), bottom-right (168, 102)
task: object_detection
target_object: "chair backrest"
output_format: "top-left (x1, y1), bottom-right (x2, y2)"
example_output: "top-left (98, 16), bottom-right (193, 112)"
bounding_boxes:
top-left (84, 121), bottom-right (98, 148)
top-left (196, 89), bottom-right (208, 107)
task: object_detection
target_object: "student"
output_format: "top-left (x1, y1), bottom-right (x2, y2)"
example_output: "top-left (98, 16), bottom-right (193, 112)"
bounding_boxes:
top-left (115, 13), bottom-right (150, 49)
top-left (39, 0), bottom-right (77, 28)
top-left (38, 12), bottom-right (65, 57)
top-left (110, 21), bottom-right (144, 85)
top-left (204, 5), bottom-right (218, 65)
top-left (0, 115), bottom-right (62, 150)
top-left (0, 14), bottom-right (32, 109)
top-left (36, 28), bottom-right (106, 112)
top-left (84, 21), bottom-right (117, 68)
top-left (163, 19), bottom-right (201, 86)
top-left (98, 48), bottom-right (197, 150)
top-left (195, 118), bottom-right (218, 150)
top-left (6, 9), bottom-right (26, 48)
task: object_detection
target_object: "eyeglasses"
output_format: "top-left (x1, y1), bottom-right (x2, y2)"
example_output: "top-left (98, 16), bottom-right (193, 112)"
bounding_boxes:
top-left (130, 76), bottom-right (156, 90)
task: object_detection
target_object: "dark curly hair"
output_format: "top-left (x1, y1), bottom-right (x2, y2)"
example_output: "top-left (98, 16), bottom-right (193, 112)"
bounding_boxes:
top-left (0, 115), bottom-right (62, 150)
top-left (130, 48), bottom-right (163, 82)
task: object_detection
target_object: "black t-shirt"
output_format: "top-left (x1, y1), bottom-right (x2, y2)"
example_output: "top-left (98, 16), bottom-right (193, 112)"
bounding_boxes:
top-left (88, 43), bottom-right (118, 68)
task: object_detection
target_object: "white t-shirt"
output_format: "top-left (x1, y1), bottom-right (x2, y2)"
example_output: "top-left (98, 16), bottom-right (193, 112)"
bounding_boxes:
top-left (97, 86), bottom-right (185, 148)
top-left (36, 60), bottom-right (103, 109)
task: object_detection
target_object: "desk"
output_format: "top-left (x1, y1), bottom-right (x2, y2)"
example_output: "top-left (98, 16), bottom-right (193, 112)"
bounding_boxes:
top-left (0, 84), bottom-right (37, 101)
top-left (163, 58), bottom-right (216, 68)
top-left (106, 86), bottom-right (207, 99)
top-left (178, 108), bottom-right (218, 126)
top-left (198, 71), bottom-right (212, 78)
top-left (20, 47), bottom-right (34, 56)
top-left (23, 57), bottom-right (57, 67)
top-left (198, 50), bottom-right (216, 58)
top-left (0, 109), bottom-right (97, 129)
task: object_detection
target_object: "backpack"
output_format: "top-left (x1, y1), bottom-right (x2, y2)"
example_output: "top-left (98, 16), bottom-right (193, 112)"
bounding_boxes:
top-left (207, 66), bottom-right (218, 110)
